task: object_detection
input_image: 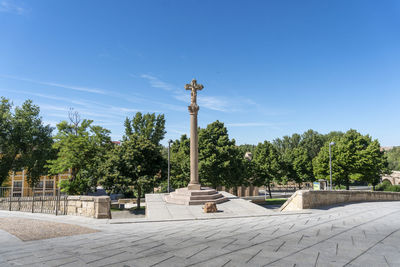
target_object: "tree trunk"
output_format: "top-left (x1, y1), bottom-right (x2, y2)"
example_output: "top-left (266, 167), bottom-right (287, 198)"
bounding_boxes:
top-left (267, 183), bottom-right (272, 199)
top-left (70, 168), bottom-right (77, 181)
top-left (233, 186), bottom-right (238, 196)
top-left (136, 187), bottom-right (141, 210)
top-left (345, 177), bottom-right (350, 190)
top-left (298, 183), bottom-right (301, 190)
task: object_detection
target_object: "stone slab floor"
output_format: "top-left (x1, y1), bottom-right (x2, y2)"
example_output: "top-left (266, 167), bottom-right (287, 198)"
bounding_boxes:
top-left (1, 201), bottom-right (400, 266)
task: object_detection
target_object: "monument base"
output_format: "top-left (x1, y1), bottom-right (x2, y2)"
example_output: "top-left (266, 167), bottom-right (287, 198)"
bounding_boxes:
top-left (187, 183), bottom-right (201, 190)
top-left (165, 187), bottom-right (228, 205)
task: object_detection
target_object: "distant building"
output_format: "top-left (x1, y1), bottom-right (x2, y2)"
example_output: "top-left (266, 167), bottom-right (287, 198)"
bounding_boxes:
top-left (2, 170), bottom-right (70, 197)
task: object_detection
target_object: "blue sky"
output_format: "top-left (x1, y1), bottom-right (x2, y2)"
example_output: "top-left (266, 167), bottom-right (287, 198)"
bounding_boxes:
top-left (0, 0), bottom-right (399, 146)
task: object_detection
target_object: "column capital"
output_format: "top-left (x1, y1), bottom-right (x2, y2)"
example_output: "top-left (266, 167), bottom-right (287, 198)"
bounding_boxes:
top-left (188, 104), bottom-right (199, 115)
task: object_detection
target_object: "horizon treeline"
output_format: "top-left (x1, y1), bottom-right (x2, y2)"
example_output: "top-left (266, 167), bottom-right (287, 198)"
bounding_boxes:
top-left (0, 98), bottom-right (396, 201)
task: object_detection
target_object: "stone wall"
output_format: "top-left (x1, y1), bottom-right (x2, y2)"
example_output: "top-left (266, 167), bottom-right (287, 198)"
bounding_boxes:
top-left (216, 186), bottom-right (259, 197)
top-left (382, 171), bottom-right (400, 185)
top-left (280, 190), bottom-right (400, 211)
top-left (66, 196), bottom-right (110, 219)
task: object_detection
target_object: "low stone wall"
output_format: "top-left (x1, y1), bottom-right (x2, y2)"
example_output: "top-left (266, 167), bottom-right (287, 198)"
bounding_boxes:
top-left (216, 186), bottom-right (259, 197)
top-left (280, 190), bottom-right (400, 211)
top-left (66, 196), bottom-right (110, 219)
top-left (0, 195), bottom-right (111, 219)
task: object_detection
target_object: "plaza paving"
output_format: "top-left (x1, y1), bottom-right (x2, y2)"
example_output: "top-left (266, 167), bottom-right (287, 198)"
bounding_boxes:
top-left (0, 201), bottom-right (400, 266)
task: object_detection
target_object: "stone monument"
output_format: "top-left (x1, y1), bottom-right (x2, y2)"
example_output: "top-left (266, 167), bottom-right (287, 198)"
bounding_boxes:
top-left (185, 79), bottom-right (202, 190)
top-left (165, 79), bottom-right (228, 205)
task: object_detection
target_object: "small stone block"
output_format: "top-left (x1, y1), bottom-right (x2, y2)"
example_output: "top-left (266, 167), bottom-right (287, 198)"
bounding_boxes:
top-left (188, 183), bottom-right (201, 190)
top-left (203, 202), bottom-right (217, 213)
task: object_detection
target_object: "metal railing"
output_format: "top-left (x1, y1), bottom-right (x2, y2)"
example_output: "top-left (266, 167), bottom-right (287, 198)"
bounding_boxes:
top-left (0, 187), bottom-right (67, 215)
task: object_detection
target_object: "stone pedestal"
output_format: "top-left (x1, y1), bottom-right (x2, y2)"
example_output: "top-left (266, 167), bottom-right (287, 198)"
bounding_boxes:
top-left (165, 187), bottom-right (228, 205)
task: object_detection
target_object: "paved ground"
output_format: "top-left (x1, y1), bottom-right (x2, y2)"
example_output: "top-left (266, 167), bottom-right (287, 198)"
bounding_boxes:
top-left (1, 201), bottom-right (400, 266)
top-left (0, 217), bottom-right (98, 241)
top-left (145, 192), bottom-right (288, 221)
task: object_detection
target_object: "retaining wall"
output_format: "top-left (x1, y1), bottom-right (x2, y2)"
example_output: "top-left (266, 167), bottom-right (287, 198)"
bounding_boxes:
top-left (280, 190), bottom-right (400, 211)
top-left (66, 196), bottom-right (111, 219)
top-left (0, 195), bottom-right (111, 219)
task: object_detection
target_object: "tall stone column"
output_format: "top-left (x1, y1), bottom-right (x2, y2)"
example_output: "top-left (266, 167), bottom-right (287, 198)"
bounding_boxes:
top-left (185, 79), bottom-right (204, 190)
top-left (188, 105), bottom-right (200, 190)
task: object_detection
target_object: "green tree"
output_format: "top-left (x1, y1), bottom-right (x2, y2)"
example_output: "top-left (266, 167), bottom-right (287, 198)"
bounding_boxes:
top-left (253, 140), bottom-right (284, 198)
top-left (102, 112), bottom-right (166, 208)
top-left (0, 98), bottom-right (54, 187)
top-left (313, 129), bottom-right (389, 190)
top-left (359, 139), bottom-right (391, 189)
top-left (291, 146), bottom-right (313, 189)
top-left (273, 133), bottom-right (306, 188)
top-left (47, 111), bottom-right (111, 194)
top-left (169, 134), bottom-right (190, 189)
top-left (124, 112), bottom-right (166, 145)
top-left (273, 134), bottom-right (301, 154)
top-left (198, 121), bottom-right (246, 190)
top-left (386, 147), bottom-right (400, 171)
top-left (238, 144), bottom-right (256, 154)
top-left (101, 135), bottom-right (163, 209)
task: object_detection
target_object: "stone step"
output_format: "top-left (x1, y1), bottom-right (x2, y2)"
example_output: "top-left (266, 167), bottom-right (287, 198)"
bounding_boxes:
top-left (169, 192), bottom-right (224, 201)
top-left (188, 197), bottom-right (228, 205)
top-left (164, 194), bottom-right (228, 205)
top-left (175, 188), bottom-right (217, 196)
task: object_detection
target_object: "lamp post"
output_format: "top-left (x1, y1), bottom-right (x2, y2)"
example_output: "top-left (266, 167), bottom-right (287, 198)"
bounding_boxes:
top-left (167, 139), bottom-right (173, 193)
top-left (329, 142), bottom-right (335, 190)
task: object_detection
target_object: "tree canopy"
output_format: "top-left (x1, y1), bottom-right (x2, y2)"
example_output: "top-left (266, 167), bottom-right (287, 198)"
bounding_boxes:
top-left (386, 147), bottom-right (400, 171)
top-left (0, 98), bottom-right (54, 187)
top-left (313, 129), bottom-right (389, 189)
top-left (253, 140), bottom-right (284, 197)
top-left (124, 112), bottom-right (166, 145)
top-left (102, 112), bottom-right (166, 208)
top-left (47, 113), bottom-right (112, 194)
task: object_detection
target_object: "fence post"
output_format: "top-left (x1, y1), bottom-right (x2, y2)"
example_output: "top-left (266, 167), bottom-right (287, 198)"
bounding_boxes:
top-left (41, 196), bottom-right (44, 213)
top-left (8, 188), bottom-right (12, 211)
top-left (31, 187), bottom-right (35, 213)
top-left (64, 196), bottom-right (68, 215)
top-left (55, 189), bottom-right (60, 216)
top-left (18, 197), bottom-right (20, 211)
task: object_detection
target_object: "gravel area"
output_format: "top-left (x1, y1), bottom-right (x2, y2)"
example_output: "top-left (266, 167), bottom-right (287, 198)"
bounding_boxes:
top-left (0, 217), bottom-right (98, 241)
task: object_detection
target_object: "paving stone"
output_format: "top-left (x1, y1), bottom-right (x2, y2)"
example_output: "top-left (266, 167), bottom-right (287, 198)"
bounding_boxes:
top-left (1, 201), bottom-right (400, 266)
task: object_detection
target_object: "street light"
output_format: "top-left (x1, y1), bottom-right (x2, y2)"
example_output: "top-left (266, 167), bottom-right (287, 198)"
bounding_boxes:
top-left (167, 139), bottom-right (173, 193)
top-left (329, 142), bottom-right (335, 190)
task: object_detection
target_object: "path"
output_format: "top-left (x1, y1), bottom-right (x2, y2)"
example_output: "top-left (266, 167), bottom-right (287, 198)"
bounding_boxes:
top-left (0, 201), bottom-right (400, 266)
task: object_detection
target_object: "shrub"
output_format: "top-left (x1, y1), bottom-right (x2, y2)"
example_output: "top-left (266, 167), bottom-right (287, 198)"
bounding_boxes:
top-left (334, 185), bottom-right (346, 190)
top-left (387, 185), bottom-right (400, 192)
top-left (375, 180), bottom-right (392, 191)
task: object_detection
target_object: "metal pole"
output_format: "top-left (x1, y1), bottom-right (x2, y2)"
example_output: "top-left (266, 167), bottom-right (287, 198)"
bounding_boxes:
top-left (8, 188), bottom-right (12, 211)
top-left (168, 143), bottom-right (170, 193)
top-left (329, 143), bottom-right (333, 190)
top-left (55, 188), bottom-right (60, 216)
top-left (31, 187), bottom-right (35, 213)
top-left (167, 139), bottom-right (172, 193)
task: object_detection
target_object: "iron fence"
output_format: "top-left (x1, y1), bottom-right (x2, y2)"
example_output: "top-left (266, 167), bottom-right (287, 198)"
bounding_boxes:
top-left (0, 187), bottom-right (67, 215)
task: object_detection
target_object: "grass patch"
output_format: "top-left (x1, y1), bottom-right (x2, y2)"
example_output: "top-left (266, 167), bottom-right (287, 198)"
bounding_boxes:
top-left (110, 206), bottom-right (146, 212)
top-left (262, 198), bottom-right (287, 205)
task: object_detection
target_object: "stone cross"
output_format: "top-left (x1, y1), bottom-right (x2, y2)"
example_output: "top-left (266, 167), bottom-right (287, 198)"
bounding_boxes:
top-left (185, 79), bottom-right (203, 190)
top-left (185, 79), bottom-right (203, 107)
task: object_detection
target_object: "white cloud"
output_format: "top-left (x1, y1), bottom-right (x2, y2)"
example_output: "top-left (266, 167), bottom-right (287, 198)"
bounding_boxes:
top-left (0, 74), bottom-right (107, 95)
top-left (0, 1), bottom-right (25, 15)
top-left (198, 96), bottom-right (230, 112)
top-left (140, 74), bottom-right (175, 91)
top-left (138, 74), bottom-right (262, 113)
